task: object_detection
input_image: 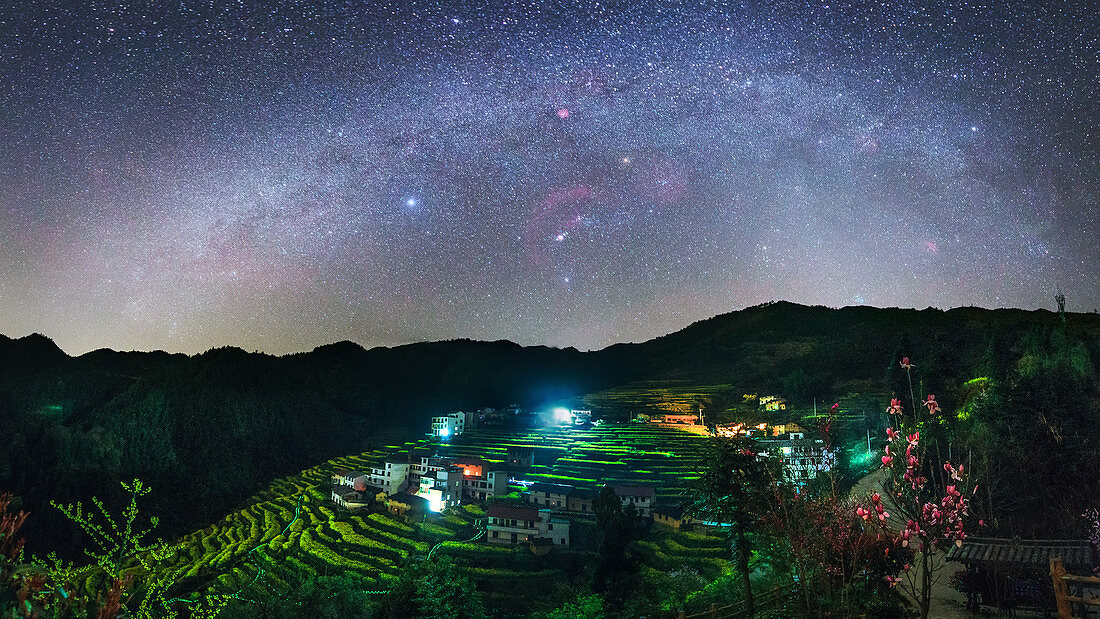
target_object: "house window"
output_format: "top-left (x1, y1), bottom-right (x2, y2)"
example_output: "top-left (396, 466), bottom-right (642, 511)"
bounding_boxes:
top-left (547, 523), bottom-right (553, 531)
top-left (492, 531), bottom-right (498, 538)
top-left (560, 539), bottom-right (566, 545)
top-left (510, 533), bottom-right (517, 543)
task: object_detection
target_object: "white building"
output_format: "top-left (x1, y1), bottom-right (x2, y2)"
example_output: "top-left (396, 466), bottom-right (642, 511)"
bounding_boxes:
top-left (366, 457), bottom-right (411, 495)
top-left (486, 505), bottom-right (570, 547)
top-left (613, 485), bottom-right (655, 517)
top-left (461, 469), bottom-right (509, 501)
top-left (756, 436), bottom-right (835, 485)
top-left (430, 411), bottom-right (472, 438)
top-left (419, 466), bottom-right (464, 512)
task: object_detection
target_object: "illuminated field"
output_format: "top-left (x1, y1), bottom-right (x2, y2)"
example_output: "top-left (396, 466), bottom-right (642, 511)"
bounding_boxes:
top-left (151, 424), bottom-right (726, 611)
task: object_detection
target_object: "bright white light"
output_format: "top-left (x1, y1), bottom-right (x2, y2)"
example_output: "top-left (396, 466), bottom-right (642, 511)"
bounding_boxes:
top-left (440, 427), bottom-right (450, 438)
top-left (406, 198), bottom-right (417, 207)
top-left (552, 407), bottom-right (571, 423)
top-left (428, 494), bottom-right (443, 512)
top-left (782, 446), bottom-right (792, 456)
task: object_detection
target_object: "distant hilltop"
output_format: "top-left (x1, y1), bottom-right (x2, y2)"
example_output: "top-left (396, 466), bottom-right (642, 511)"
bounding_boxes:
top-left (2, 300), bottom-right (1098, 552)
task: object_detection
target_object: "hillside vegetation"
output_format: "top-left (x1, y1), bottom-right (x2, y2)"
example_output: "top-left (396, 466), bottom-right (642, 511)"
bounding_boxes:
top-left (2, 301), bottom-right (1098, 554)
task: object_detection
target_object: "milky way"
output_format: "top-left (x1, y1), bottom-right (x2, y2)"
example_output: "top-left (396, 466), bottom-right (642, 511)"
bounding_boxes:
top-left (1, 1), bottom-right (1097, 354)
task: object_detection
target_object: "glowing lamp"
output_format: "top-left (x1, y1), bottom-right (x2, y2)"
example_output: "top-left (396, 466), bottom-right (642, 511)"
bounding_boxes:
top-left (553, 407), bottom-right (571, 423)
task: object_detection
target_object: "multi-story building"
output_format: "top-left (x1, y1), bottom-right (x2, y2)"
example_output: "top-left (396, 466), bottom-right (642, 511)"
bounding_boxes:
top-left (507, 446), bottom-right (535, 468)
top-left (419, 466), bottom-right (464, 512)
top-left (613, 485), bottom-right (655, 516)
top-left (331, 470), bottom-right (382, 511)
top-left (528, 483), bottom-right (573, 509)
top-left (365, 456), bottom-right (411, 495)
top-left (461, 469), bottom-right (509, 501)
top-left (430, 412), bottom-right (468, 438)
top-left (570, 409), bottom-right (592, 425)
top-left (566, 487), bottom-right (598, 514)
top-left (332, 470), bottom-right (368, 488)
top-left (485, 505), bottom-right (570, 547)
top-left (756, 435), bottom-right (835, 485)
top-left (486, 504), bottom-right (540, 545)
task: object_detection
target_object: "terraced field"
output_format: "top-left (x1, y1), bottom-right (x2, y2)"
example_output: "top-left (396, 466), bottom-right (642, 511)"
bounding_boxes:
top-left (575, 380), bottom-right (737, 418)
top-left (432, 424), bottom-right (713, 505)
top-left (151, 424), bottom-right (724, 613)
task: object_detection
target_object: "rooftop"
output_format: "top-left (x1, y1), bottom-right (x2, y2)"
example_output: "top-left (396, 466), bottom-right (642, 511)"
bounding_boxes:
top-left (613, 484), bottom-right (656, 499)
top-left (946, 537), bottom-right (1094, 571)
top-left (487, 504), bottom-right (540, 521)
top-left (529, 482), bottom-right (574, 495)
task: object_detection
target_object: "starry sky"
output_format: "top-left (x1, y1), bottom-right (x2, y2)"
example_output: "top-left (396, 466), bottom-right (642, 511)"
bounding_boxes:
top-left (1, 1), bottom-right (1097, 355)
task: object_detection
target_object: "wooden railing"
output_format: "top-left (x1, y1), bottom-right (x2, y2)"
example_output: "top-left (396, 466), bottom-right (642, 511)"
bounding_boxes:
top-left (1051, 558), bottom-right (1100, 618)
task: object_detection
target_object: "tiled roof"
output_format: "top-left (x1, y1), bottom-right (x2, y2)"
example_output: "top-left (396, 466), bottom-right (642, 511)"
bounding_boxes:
top-left (569, 487), bottom-right (599, 499)
top-left (613, 485), bottom-right (656, 499)
top-left (487, 504), bottom-right (539, 520)
top-left (945, 537), bottom-right (1093, 570)
top-left (390, 492), bottom-right (429, 507)
top-left (529, 482), bottom-right (573, 495)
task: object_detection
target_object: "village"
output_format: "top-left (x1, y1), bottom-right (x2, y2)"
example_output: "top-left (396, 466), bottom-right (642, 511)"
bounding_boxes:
top-left (329, 399), bottom-right (838, 552)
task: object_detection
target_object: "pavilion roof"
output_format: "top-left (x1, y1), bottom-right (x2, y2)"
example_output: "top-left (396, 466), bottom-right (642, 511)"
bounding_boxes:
top-left (945, 537), bottom-right (1093, 571)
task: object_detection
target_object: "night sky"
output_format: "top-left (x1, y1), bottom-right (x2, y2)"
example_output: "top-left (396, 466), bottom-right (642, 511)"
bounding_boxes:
top-left (1, 1), bottom-right (1097, 355)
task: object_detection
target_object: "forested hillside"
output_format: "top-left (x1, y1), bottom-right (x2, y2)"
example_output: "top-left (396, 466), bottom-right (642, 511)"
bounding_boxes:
top-left (3, 302), bottom-right (1098, 554)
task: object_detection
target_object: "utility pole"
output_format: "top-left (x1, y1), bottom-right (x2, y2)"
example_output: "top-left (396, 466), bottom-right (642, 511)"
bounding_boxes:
top-left (1055, 292), bottom-right (1066, 325)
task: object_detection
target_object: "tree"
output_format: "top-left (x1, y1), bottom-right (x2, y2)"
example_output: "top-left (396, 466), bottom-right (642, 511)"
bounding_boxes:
top-left (873, 359), bottom-right (975, 619)
top-left (373, 557), bottom-right (485, 619)
top-left (761, 404), bottom-right (904, 617)
top-left (544, 593), bottom-right (604, 619)
top-left (692, 437), bottom-right (769, 617)
top-left (591, 485), bottom-right (641, 602)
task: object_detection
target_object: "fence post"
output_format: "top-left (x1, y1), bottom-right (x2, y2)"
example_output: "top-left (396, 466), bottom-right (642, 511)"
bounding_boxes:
top-left (710, 602), bottom-right (718, 618)
top-left (1050, 557), bottom-right (1073, 619)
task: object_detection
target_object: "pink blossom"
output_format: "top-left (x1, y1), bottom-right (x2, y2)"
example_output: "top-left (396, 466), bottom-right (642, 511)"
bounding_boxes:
top-left (899, 357), bottom-right (914, 369)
